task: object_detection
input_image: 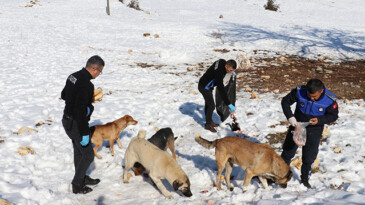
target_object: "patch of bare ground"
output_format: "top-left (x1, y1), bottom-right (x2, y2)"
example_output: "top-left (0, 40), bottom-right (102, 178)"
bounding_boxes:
top-left (236, 52), bottom-right (365, 100)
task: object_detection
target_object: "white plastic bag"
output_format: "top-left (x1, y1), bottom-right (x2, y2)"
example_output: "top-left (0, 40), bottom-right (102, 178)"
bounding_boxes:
top-left (292, 122), bottom-right (310, 146)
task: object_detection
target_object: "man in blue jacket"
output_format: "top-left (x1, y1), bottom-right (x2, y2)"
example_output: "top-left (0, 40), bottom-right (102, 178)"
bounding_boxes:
top-left (61, 55), bottom-right (104, 194)
top-left (198, 59), bottom-right (237, 132)
top-left (281, 79), bottom-right (338, 188)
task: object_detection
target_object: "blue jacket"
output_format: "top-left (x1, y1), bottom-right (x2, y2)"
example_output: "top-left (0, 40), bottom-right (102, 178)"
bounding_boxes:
top-left (281, 85), bottom-right (338, 129)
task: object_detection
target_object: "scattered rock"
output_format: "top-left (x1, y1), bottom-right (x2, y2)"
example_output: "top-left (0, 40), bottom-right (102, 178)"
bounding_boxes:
top-left (35, 121), bottom-right (45, 127)
top-left (245, 87), bottom-right (252, 92)
top-left (290, 156), bottom-right (319, 171)
top-left (153, 127), bottom-right (159, 132)
top-left (148, 122), bottom-right (154, 125)
top-left (219, 14), bottom-right (223, 19)
top-left (315, 66), bottom-right (323, 73)
top-left (0, 139), bottom-right (4, 143)
top-left (333, 147), bottom-right (341, 154)
top-left (128, 49), bottom-right (133, 54)
top-left (187, 67), bottom-right (197, 71)
top-left (279, 56), bottom-right (287, 63)
top-left (213, 48), bottom-right (230, 53)
top-left (284, 75), bottom-right (289, 78)
top-left (251, 91), bottom-right (259, 99)
top-left (345, 99), bottom-right (351, 105)
top-left (17, 127), bottom-right (38, 135)
top-left (322, 127), bottom-right (330, 136)
top-left (143, 33), bottom-right (150, 37)
top-left (324, 69), bottom-right (333, 74)
top-left (264, 88), bottom-right (269, 92)
top-left (261, 75), bottom-right (270, 79)
top-left (153, 34), bottom-right (159, 38)
top-left (18, 145), bottom-right (35, 156)
top-left (357, 102), bottom-right (361, 106)
top-left (189, 90), bottom-right (198, 95)
top-left (236, 52), bottom-right (251, 70)
top-left (273, 89), bottom-right (280, 94)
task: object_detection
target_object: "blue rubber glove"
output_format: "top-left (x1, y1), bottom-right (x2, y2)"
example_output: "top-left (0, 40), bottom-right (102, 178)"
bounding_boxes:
top-left (80, 135), bottom-right (90, 146)
top-left (232, 71), bottom-right (236, 77)
top-left (86, 106), bottom-right (90, 117)
top-left (228, 104), bottom-right (236, 112)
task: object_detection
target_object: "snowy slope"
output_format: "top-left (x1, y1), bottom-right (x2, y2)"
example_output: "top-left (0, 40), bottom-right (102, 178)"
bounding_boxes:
top-left (0, 0), bottom-right (364, 204)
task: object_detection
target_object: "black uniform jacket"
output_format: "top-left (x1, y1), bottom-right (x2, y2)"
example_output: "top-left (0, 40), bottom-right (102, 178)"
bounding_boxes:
top-left (61, 68), bottom-right (94, 136)
top-left (199, 59), bottom-right (231, 105)
top-left (281, 86), bottom-right (339, 131)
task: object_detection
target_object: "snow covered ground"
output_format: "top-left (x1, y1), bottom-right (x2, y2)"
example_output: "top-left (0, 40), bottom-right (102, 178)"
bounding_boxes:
top-left (0, 0), bottom-right (364, 204)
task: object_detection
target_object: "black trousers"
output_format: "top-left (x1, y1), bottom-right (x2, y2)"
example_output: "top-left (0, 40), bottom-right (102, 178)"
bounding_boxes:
top-left (62, 115), bottom-right (94, 186)
top-left (281, 126), bottom-right (322, 181)
top-left (198, 83), bottom-right (215, 124)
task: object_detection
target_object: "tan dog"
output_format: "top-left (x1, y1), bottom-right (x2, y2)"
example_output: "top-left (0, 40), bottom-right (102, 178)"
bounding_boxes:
top-left (123, 130), bottom-right (192, 199)
top-left (91, 115), bottom-right (137, 159)
top-left (195, 134), bottom-right (292, 191)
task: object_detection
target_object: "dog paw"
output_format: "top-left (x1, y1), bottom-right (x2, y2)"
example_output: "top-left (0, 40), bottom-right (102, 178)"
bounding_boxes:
top-left (229, 187), bottom-right (234, 191)
top-left (165, 194), bottom-right (173, 199)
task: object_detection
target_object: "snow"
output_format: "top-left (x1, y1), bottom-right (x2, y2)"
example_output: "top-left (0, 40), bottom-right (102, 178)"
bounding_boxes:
top-left (0, 0), bottom-right (364, 204)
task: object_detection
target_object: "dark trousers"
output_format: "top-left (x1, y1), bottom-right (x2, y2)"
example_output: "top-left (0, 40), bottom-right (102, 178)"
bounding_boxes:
top-left (62, 115), bottom-right (94, 186)
top-left (198, 84), bottom-right (215, 124)
top-left (281, 126), bottom-right (322, 181)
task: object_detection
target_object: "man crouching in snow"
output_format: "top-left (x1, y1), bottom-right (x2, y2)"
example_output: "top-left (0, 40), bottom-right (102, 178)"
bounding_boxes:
top-left (280, 79), bottom-right (338, 188)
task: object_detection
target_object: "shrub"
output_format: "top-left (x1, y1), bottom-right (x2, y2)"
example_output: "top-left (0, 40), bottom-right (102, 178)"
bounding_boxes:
top-left (128, 0), bottom-right (141, 11)
top-left (264, 0), bottom-right (279, 12)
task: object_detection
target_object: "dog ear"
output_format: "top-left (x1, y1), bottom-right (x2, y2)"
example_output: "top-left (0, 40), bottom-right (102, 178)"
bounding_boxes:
top-left (172, 180), bottom-right (182, 191)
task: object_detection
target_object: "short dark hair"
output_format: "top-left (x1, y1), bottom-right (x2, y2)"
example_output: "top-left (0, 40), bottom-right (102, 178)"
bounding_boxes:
top-left (86, 55), bottom-right (105, 68)
top-left (306, 79), bottom-right (324, 93)
top-left (226, 59), bottom-right (237, 69)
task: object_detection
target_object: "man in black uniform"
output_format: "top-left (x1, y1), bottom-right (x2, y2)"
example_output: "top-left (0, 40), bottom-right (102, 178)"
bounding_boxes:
top-left (61, 55), bottom-right (104, 194)
top-left (198, 59), bottom-right (237, 133)
top-left (281, 79), bottom-right (338, 188)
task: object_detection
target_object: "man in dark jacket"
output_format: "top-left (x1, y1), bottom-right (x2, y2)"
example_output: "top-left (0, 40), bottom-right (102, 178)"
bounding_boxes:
top-left (198, 59), bottom-right (237, 132)
top-left (281, 79), bottom-right (338, 189)
top-left (61, 55), bottom-right (104, 194)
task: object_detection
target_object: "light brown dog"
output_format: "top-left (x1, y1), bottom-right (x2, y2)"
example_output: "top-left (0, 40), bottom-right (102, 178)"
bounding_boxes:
top-left (123, 130), bottom-right (192, 199)
top-left (195, 134), bottom-right (292, 191)
top-left (91, 115), bottom-right (137, 159)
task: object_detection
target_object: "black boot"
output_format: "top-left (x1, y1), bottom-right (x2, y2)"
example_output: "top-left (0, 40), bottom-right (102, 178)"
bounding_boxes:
top-left (72, 183), bottom-right (93, 194)
top-left (205, 123), bottom-right (217, 133)
top-left (84, 175), bottom-right (100, 185)
top-left (301, 178), bottom-right (312, 189)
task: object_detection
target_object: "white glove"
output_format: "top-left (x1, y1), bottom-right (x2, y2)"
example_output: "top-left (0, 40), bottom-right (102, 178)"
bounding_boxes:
top-left (288, 117), bottom-right (298, 127)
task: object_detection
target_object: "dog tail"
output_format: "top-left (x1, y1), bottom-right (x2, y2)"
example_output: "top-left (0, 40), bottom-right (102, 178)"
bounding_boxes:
top-left (195, 133), bottom-right (216, 149)
top-left (137, 129), bottom-right (146, 139)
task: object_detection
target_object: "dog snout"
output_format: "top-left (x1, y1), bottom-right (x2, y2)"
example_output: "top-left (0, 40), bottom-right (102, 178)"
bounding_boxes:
top-left (182, 189), bottom-right (192, 197)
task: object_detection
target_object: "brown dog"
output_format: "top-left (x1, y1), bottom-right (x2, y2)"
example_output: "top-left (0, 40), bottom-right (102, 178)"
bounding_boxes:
top-left (195, 134), bottom-right (292, 191)
top-left (123, 130), bottom-right (192, 199)
top-left (91, 115), bottom-right (137, 159)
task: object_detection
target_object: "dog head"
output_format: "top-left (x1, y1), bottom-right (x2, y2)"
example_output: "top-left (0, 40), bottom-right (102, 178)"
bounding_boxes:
top-left (172, 177), bottom-right (192, 197)
top-left (123, 115), bottom-right (138, 126)
top-left (276, 169), bottom-right (293, 188)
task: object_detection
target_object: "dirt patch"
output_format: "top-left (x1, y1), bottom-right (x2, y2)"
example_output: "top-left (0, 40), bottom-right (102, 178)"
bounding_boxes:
top-left (265, 132), bottom-right (287, 146)
top-left (135, 62), bottom-right (164, 69)
top-left (236, 52), bottom-right (365, 100)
